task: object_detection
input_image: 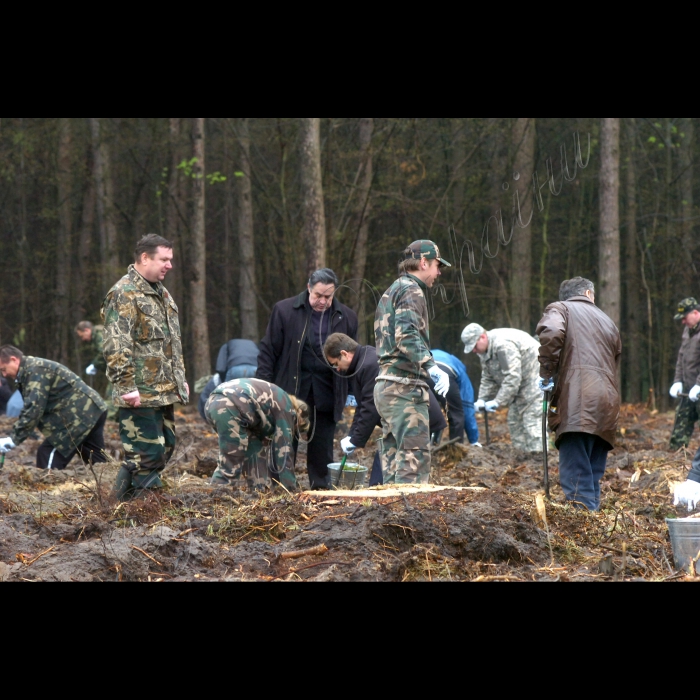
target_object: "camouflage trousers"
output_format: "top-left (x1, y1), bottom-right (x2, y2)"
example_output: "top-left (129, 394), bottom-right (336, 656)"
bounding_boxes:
top-left (118, 404), bottom-right (176, 490)
top-left (206, 394), bottom-right (296, 491)
top-left (670, 397), bottom-right (699, 449)
top-left (374, 378), bottom-right (430, 484)
top-left (508, 393), bottom-right (543, 452)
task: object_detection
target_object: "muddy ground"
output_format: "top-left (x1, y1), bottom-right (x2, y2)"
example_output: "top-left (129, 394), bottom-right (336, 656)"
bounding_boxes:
top-left (0, 403), bottom-right (695, 582)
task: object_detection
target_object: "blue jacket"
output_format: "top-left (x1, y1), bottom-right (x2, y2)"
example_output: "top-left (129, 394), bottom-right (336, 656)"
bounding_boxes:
top-left (432, 349), bottom-right (479, 444)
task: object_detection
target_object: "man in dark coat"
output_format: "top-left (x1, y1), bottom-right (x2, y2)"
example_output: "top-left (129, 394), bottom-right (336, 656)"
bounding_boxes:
top-left (324, 333), bottom-right (447, 486)
top-left (0, 376), bottom-right (11, 415)
top-left (668, 298), bottom-right (700, 449)
top-left (257, 269), bottom-right (358, 490)
top-left (536, 277), bottom-right (621, 511)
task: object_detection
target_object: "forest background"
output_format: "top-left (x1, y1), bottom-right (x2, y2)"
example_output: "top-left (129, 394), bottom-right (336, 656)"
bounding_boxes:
top-left (0, 118), bottom-right (694, 411)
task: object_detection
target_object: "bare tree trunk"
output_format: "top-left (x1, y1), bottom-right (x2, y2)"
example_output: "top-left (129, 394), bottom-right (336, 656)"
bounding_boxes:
top-left (509, 118), bottom-right (536, 331)
top-left (18, 118), bottom-right (28, 335)
top-left (678, 117), bottom-right (697, 286)
top-left (189, 118), bottom-right (211, 383)
top-left (349, 118), bottom-right (374, 325)
top-left (165, 118), bottom-right (184, 303)
top-left (599, 118), bottom-right (621, 328)
top-left (89, 118), bottom-right (119, 291)
top-left (451, 119), bottom-right (466, 227)
top-left (55, 118), bottom-right (72, 365)
top-left (237, 118), bottom-right (259, 340)
top-left (299, 118), bottom-right (327, 277)
top-left (624, 119), bottom-right (642, 403)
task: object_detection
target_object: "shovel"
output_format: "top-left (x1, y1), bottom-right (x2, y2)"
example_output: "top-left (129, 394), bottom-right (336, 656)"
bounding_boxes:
top-left (542, 390), bottom-right (550, 499)
top-left (335, 454), bottom-right (347, 488)
top-left (0, 453), bottom-right (4, 470)
top-left (477, 406), bottom-right (490, 445)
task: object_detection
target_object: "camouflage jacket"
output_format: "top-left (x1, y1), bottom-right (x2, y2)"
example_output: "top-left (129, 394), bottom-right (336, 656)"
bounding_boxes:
top-left (101, 265), bottom-right (188, 408)
top-left (88, 325), bottom-right (107, 372)
top-left (206, 378), bottom-right (297, 475)
top-left (374, 273), bottom-right (436, 380)
top-left (477, 328), bottom-right (540, 406)
top-left (12, 356), bottom-right (107, 458)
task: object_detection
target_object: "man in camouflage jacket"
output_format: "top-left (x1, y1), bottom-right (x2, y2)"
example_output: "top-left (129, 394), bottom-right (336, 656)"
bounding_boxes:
top-left (0, 345), bottom-right (107, 470)
top-left (374, 240), bottom-right (451, 484)
top-left (204, 378), bottom-right (307, 491)
top-left (101, 234), bottom-right (189, 500)
top-left (461, 322), bottom-right (542, 452)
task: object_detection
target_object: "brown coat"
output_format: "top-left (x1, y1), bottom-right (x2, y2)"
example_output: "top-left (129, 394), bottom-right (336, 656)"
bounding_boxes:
top-left (536, 295), bottom-right (622, 448)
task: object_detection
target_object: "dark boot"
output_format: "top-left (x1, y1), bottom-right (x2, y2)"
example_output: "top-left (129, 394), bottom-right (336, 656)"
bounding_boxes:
top-left (113, 466), bottom-right (135, 501)
top-left (131, 469), bottom-right (163, 498)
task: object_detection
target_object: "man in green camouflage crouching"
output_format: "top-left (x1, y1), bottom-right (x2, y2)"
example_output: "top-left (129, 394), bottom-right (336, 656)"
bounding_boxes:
top-left (0, 345), bottom-right (107, 469)
top-left (374, 240), bottom-right (451, 484)
top-left (102, 234), bottom-right (189, 500)
top-left (204, 378), bottom-right (309, 491)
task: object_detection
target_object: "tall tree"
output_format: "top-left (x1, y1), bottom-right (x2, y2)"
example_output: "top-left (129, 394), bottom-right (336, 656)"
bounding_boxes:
top-left (624, 119), bottom-right (642, 402)
top-left (678, 117), bottom-right (697, 287)
top-left (509, 118), bottom-right (536, 331)
top-left (349, 117), bottom-right (374, 317)
top-left (164, 118), bottom-right (185, 303)
top-left (237, 118), bottom-right (259, 340)
top-left (299, 118), bottom-right (327, 277)
top-left (55, 118), bottom-right (72, 364)
top-left (89, 118), bottom-right (119, 292)
top-left (599, 118), bottom-right (621, 328)
top-left (189, 118), bottom-right (211, 384)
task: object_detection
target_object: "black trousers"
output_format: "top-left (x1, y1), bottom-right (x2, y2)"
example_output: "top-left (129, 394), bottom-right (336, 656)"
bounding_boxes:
top-left (36, 411), bottom-right (108, 470)
top-left (294, 407), bottom-right (335, 489)
top-left (426, 376), bottom-right (460, 440)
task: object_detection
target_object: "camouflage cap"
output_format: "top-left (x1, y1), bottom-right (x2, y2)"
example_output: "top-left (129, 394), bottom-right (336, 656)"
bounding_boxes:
top-left (461, 323), bottom-right (486, 354)
top-left (405, 240), bottom-right (451, 267)
top-left (674, 297), bottom-right (699, 321)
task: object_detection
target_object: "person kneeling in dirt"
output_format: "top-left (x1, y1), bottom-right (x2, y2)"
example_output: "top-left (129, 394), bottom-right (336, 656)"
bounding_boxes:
top-left (536, 277), bottom-right (621, 511)
top-left (324, 333), bottom-right (447, 487)
top-left (0, 345), bottom-right (108, 470)
top-left (461, 322), bottom-right (541, 452)
top-left (204, 378), bottom-right (309, 492)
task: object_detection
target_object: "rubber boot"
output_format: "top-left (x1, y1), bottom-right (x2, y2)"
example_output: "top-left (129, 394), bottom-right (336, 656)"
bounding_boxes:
top-left (113, 466), bottom-right (135, 502)
top-left (210, 472), bottom-right (232, 486)
top-left (131, 469), bottom-right (163, 498)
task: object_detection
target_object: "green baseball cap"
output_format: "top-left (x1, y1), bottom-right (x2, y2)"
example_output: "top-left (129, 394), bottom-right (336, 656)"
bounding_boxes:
top-left (674, 297), bottom-right (699, 321)
top-left (405, 240), bottom-right (451, 267)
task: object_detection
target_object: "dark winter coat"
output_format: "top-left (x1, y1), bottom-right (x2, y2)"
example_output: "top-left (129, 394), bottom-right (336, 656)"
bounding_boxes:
top-left (215, 339), bottom-right (259, 376)
top-left (256, 291), bottom-right (358, 423)
top-left (0, 376), bottom-right (11, 415)
top-left (673, 323), bottom-right (700, 392)
top-left (536, 295), bottom-right (622, 449)
top-left (347, 346), bottom-right (381, 447)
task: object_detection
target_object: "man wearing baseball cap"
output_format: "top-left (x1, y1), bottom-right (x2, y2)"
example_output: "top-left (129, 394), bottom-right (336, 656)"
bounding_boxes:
top-left (669, 298), bottom-right (700, 511)
top-left (461, 321), bottom-right (542, 452)
top-left (373, 240), bottom-right (451, 484)
top-left (669, 298), bottom-right (700, 450)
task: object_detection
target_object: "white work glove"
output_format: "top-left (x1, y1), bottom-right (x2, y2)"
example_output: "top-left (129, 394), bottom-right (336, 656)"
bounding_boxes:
top-left (484, 400), bottom-right (499, 413)
top-left (673, 479), bottom-right (700, 512)
top-left (0, 437), bottom-right (16, 453)
top-left (670, 382), bottom-right (683, 398)
top-left (474, 399), bottom-right (485, 412)
top-left (85, 364), bottom-right (97, 376)
top-left (538, 377), bottom-right (554, 393)
top-left (471, 442), bottom-right (483, 448)
top-left (428, 366), bottom-right (450, 397)
top-left (340, 436), bottom-right (356, 455)
top-left (690, 385), bottom-right (700, 402)
top-left (121, 390), bottom-right (141, 408)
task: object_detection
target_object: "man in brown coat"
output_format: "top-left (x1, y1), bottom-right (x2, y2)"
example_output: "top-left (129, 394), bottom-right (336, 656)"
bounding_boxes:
top-left (536, 277), bottom-right (621, 511)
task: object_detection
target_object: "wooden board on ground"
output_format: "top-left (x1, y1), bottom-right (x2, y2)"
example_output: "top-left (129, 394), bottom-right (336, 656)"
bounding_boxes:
top-left (301, 484), bottom-right (486, 499)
